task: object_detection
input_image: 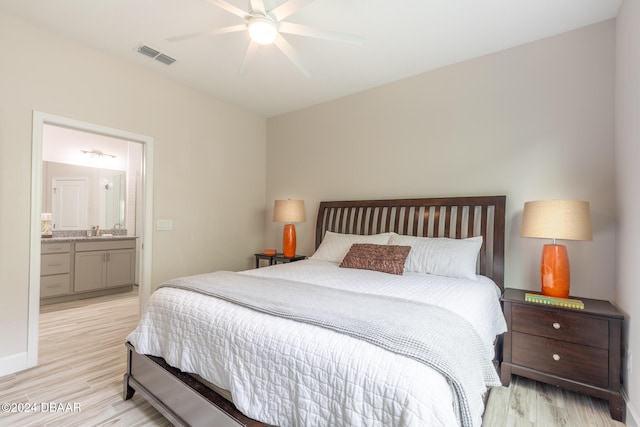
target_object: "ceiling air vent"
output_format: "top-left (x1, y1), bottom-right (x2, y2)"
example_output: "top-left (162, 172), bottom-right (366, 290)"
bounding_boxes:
top-left (155, 54), bottom-right (176, 65)
top-left (136, 44), bottom-right (176, 66)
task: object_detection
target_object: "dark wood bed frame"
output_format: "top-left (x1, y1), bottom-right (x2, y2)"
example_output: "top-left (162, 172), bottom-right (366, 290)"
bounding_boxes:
top-left (124, 195), bottom-right (506, 426)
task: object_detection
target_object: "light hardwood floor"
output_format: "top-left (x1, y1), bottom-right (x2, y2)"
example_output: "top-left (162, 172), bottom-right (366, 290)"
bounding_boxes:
top-left (0, 288), bottom-right (170, 427)
top-left (483, 375), bottom-right (626, 427)
top-left (0, 289), bottom-right (626, 426)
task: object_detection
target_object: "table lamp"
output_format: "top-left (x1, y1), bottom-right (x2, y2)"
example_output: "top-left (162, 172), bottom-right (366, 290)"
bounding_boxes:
top-left (520, 200), bottom-right (592, 298)
top-left (273, 199), bottom-right (305, 258)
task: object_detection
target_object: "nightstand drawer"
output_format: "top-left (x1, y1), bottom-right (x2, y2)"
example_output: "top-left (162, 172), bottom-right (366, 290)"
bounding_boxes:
top-left (512, 331), bottom-right (609, 388)
top-left (511, 304), bottom-right (609, 349)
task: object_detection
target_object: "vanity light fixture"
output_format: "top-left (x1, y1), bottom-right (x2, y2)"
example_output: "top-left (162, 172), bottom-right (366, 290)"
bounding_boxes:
top-left (81, 149), bottom-right (116, 159)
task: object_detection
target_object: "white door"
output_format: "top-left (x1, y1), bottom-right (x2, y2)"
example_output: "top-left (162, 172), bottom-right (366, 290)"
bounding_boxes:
top-left (52, 178), bottom-right (88, 230)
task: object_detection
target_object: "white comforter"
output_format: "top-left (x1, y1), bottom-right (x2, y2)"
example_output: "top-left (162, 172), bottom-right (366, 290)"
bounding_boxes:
top-left (127, 260), bottom-right (507, 427)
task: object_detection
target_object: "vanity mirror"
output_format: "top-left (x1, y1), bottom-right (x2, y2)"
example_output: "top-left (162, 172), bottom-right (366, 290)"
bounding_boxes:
top-left (42, 161), bottom-right (127, 230)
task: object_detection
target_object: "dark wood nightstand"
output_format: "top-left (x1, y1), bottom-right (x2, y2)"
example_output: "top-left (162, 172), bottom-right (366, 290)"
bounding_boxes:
top-left (254, 253), bottom-right (306, 268)
top-left (501, 288), bottom-right (625, 421)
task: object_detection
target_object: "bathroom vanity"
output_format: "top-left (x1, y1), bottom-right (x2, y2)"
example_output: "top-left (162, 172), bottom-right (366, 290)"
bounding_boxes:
top-left (41, 236), bottom-right (136, 304)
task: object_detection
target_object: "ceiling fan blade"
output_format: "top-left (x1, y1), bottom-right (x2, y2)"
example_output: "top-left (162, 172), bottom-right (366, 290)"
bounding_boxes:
top-left (240, 40), bottom-right (260, 75)
top-left (206, 0), bottom-right (249, 19)
top-left (270, 0), bottom-right (315, 21)
top-left (273, 33), bottom-right (311, 78)
top-left (278, 22), bottom-right (364, 45)
top-left (167, 24), bottom-right (245, 42)
top-left (210, 24), bottom-right (247, 35)
top-left (249, 0), bottom-right (266, 13)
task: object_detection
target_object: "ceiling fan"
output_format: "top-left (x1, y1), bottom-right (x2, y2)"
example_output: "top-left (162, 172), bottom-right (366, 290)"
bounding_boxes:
top-left (167, 0), bottom-right (363, 77)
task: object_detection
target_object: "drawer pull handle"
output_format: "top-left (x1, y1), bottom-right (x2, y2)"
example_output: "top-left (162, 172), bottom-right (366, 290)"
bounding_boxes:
top-left (552, 322), bottom-right (561, 329)
top-left (553, 353), bottom-right (561, 361)
top-left (47, 262), bottom-right (63, 267)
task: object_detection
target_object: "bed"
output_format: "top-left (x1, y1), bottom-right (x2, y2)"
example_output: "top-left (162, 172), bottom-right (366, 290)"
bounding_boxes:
top-left (123, 195), bottom-right (507, 427)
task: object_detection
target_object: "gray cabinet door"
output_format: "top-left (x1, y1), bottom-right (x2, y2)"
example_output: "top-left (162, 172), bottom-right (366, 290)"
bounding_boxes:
top-left (75, 251), bottom-right (106, 292)
top-left (106, 249), bottom-right (134, 288)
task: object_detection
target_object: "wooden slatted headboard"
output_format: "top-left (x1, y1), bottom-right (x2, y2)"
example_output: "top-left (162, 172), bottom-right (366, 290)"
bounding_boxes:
top-left (315, 196), bottom-right (506, 289)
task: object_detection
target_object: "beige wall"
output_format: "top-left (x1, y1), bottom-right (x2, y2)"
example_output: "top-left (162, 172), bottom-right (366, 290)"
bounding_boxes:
top-left (616, 0), bottom-right (640, 423)
top-left (0, 12), bottom-right (266, 367)
top-left (267, 20), bottom-right (616, 302)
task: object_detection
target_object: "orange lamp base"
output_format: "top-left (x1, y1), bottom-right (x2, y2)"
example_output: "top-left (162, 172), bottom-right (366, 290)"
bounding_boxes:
top-left (282, 223), bottom-right (297, 258)
top-left (540, 244), bottom-right (570, 298)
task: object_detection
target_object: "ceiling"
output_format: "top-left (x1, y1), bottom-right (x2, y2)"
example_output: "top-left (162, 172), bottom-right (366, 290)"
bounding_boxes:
top-left (43, 124), bottom-right (132, 172)
top-left (0, 0), bottom-right (621, 117)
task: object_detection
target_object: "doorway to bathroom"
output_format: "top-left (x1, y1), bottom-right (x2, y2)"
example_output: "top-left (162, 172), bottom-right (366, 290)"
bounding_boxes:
top-left (27, 111), bottom-right (154, 369)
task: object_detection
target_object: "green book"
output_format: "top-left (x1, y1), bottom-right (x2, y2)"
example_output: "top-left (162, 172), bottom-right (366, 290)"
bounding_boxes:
top-left (524, 293), bottom-right (584, 310)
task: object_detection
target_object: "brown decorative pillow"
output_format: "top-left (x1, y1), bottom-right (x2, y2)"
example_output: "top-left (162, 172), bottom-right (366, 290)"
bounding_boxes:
top-left (340, 244), bottom-right (411, 275)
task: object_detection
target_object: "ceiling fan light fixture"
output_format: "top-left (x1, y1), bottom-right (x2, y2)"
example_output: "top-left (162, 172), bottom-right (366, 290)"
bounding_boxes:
top-left (248, 15), bottom-right (278, 45)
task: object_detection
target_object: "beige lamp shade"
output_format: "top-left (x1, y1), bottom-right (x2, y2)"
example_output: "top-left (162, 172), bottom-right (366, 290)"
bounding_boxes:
top-left (520, 200), bottom-right (592, 241)
top-left (273, 199), bottom-right (306, 223)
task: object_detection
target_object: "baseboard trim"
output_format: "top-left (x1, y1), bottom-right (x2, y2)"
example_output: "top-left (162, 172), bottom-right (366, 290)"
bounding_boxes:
top-left (0, 351), bottom-right (29, 378)
top-left (623, 388), bottom-right (639, 427)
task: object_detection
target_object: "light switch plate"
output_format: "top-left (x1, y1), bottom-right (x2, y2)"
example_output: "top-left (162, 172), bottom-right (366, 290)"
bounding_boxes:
top-left (156, 219), bottom-right (173, 231)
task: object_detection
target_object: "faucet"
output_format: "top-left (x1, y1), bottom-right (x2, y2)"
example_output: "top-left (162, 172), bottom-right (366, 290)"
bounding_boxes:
top-left (94, 225), bottom-right (101, 237)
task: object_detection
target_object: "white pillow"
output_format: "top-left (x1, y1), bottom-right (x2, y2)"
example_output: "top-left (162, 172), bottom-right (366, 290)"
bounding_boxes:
top-left (310, 231), bottom-right (392, 263)
top-left (388, 233), bottom-right (483, 280)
